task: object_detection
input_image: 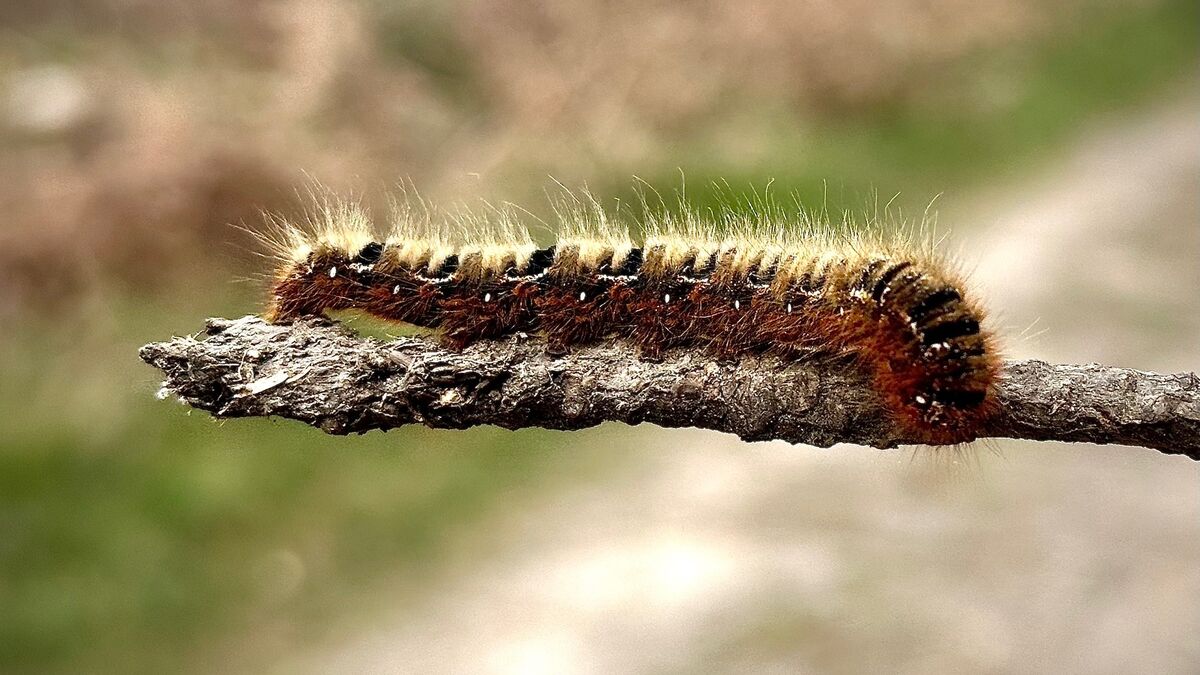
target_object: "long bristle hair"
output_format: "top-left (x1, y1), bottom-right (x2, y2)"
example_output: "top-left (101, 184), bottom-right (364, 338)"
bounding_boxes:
top-left (254, 181), bottom-right (1001, 445)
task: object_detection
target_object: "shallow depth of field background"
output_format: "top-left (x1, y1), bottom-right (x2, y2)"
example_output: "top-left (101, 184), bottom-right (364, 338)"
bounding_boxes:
top-left (2, 1), bottom-right (1198, 673)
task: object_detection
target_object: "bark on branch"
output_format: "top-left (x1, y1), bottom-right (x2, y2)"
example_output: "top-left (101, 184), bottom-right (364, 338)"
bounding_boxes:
top-left (139, 316), bottom-right (1200, 460)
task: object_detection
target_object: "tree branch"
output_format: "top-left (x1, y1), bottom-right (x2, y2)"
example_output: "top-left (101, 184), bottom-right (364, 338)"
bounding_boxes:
top-left (139, 316), bottom-right (1200, 460)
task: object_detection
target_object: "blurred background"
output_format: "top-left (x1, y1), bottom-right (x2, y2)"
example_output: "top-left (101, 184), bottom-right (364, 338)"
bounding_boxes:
top-left (1, 1), bottom-right (1197, 673)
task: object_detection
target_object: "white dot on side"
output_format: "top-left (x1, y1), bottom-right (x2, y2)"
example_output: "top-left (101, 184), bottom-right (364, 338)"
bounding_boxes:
top-left (392, 285), bottom-right (400, 295)
top-left (328, 267), bottom-right (337, 278)
top-left (664, 293), bottom-right (671, 303)
top-left (734, 299), bottom-right (741, 310)
top-left (484, 292), bottom-right (492, 302)
top-left (579, 291), bottom-right (587, 301)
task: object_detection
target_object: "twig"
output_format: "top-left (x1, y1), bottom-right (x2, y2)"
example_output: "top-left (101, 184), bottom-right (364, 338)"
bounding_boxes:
top-left (139, 316), bottom-right (1200, 460)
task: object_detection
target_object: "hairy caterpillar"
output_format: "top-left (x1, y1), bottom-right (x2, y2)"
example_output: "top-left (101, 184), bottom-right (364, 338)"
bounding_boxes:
top-left (253, 191), bottom-right (1001, 445)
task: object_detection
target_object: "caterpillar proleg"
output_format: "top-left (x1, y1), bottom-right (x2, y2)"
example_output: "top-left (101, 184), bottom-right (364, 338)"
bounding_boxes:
top-left (254, 189), bottom-right (1001, 445)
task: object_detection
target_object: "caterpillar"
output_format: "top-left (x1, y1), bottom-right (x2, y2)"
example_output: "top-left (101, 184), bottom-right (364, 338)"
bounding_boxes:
top-left (253, 191), bottom-right (1001, 445)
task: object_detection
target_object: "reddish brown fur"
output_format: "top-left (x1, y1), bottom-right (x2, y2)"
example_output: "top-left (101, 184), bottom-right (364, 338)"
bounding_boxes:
top-left (265, 239), bottom-right (1000, 445)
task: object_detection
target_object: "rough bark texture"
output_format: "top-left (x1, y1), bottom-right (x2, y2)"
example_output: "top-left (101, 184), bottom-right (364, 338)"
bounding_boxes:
top-left (139, 316), bottom-right (1200, 460)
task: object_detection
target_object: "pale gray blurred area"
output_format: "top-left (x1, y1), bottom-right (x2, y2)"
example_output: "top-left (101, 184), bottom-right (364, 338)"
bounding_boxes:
top-left (294, 95), bottom-right (1200, 675)
top-left (968, 92), bottom-right (1200, 374)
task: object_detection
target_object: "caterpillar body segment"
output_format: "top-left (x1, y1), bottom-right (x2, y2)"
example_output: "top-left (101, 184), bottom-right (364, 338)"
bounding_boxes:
top-left (261, 200), bottom-right (1000, 444)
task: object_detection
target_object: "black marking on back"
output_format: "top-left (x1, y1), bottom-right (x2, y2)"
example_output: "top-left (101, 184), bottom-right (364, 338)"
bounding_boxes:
top-left (798, 268), bottom-right (827, 294)
top-left (887, 269), bottom-right (927, 300)
top-left (852, 259), bottom-right (886, 293)
top-left (499, 257), bottom-right (519, 278)
top-left (527, 246), bottom-right (555, 275)
top-left (909, 287), bottom-right (962, 325)
top-left (354, 242), bottom-right (384, 265)
top-left (679, 249), bottom-right (706, 281)
top-left (616, 248), bottom-right (643, 276)
top-left (921, 316), bottom-right (980, 346)
top-left (433, 254), bottom-right (459, 279)
top-left (933, 389), bottom-right (987, 408)
top-left (871, 261), bottom-right (912, 302)
top-left (591, 250), bottom-right (616, 274)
